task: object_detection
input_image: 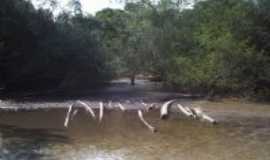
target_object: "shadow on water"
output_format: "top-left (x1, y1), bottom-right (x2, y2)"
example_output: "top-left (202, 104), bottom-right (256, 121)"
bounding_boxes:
top-left (0, 124), bottom-right (70, 160)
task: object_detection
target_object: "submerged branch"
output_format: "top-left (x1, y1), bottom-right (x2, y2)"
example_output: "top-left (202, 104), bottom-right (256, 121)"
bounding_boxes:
top-left (117, 103), bottom-right (126, 111)
top-left (160, 100), bottom-right (176, 119)
top-left (138, 110), bottom-right (157, 133)
top-left (77, 100), bottom-right (96, 119)
top-left (64, 104), bottom-right (73, 127)
top-left (99, 102), bottom-right (104, 122)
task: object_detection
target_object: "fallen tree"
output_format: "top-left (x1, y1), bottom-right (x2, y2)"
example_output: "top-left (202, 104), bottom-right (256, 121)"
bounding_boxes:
top-left (63, 100), bottom-right (217, 130)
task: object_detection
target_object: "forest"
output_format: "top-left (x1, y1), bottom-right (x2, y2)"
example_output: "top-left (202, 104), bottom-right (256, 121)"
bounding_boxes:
top-left (0, 0), bottom-right (270, 99)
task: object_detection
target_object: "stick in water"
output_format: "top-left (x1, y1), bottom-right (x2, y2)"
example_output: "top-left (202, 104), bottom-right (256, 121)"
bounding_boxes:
top-left (71, 109), bottom-right (78, 120)
top-left (64, 104), bottom-right (73, 127)
top-left (192, 107), bottom-right (217, 124)
top-left (160, 100), bottom-right (176, 119)
top-left (141, 102), bottom-right (150, 112)
top-left (138, 110), bottom-right (157, 133)
top-left (177, 104), bottom-right (193, 117)
top-left (117, 103), bottom-right (126, 111)
top-left (99, 102), bottom-right (104, 122)
top-left (77, 100), bottom-right (96, 119)
top-left (184, 106), bottom-right (196, 118)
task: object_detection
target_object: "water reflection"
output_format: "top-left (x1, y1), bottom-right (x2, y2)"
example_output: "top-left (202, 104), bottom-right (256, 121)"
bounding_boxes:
top-left (0, 124), bottom-right (69, 160)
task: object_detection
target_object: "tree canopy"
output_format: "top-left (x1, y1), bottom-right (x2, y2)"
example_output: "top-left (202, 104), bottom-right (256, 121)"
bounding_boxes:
top-left (1, 0), bottom-right (270, 99)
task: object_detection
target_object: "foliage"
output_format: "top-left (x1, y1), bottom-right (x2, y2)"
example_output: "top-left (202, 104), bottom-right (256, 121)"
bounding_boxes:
top-left (1, 0), bottom-right (270, 98)
top-left (0, 0), bottom-right (110, 93)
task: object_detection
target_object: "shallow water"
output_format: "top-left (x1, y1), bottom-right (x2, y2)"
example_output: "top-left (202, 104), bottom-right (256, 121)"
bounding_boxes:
top-left (0, 105), bottom-right (270, 160)
top-left (0, 79), bottom-right (270, 160)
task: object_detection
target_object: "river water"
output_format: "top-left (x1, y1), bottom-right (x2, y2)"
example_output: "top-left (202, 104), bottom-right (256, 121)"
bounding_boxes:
top-left (0, 79), bottom-right (270, 160)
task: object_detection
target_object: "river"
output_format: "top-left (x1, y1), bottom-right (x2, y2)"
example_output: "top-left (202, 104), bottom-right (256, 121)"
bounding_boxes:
top-left (0, 79), bottom-right (269, 160)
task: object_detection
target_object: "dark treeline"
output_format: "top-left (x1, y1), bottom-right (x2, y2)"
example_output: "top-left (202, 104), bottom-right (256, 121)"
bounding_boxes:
top-left (0, 0), bottom-right (270, 99)
top-left (0, 0), bottom-right (110, 93)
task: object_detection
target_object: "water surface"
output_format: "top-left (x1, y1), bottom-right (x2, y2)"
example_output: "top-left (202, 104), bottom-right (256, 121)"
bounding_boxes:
top-left (0, 79), bottom-right (270, 160)
top-left (0, 104), bottom-right (270, 160)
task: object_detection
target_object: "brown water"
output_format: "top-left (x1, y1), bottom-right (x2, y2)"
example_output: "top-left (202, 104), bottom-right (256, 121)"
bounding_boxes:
top-left (0, 79), bottom-right (270, 160)
top-left (0, 102), bottom-right (270, 160)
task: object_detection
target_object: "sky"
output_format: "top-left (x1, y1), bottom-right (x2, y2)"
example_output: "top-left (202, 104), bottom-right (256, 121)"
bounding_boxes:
top-left (31, 0), bottom-right (125, 15)
top-left (80, 0), bottom-right (124, 14)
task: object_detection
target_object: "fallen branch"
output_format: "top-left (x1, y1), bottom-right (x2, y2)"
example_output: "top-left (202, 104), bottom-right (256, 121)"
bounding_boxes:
top-left (99, 102), bottom-right (104, 122)
top-left (64, 104), bottom-right (73, 127)
top-left (71, 109), bottom-right (78, 120)
top-left (117, 103), bottom-right (126, 111)
top-left (147, 103), bottom-right (156, 111)
top-left (141, 102), bottom-right (151, 112)
top-left (160, 100), bottom-right (176, 119)
top-left (177, 104), bottom-right (193, 117)
top-left (77, 100), bottom-right (96, 119)
top-left (141, 102), bottom-right (147, 107)
top-left (138, 110), bottom-right (157, 133)
top-left (108, 101), bottom-right (113, 109)
top-left (192, 107), bottom-right (217, 124)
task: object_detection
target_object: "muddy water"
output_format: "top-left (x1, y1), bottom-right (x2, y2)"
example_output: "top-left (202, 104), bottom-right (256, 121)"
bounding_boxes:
top-left (0, 79), bottom-right (270, 160)
top-left (0, 103), bottom-right (270, 160)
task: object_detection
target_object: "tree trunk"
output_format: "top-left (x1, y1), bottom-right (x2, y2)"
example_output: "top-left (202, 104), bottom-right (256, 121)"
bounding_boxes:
top-left (130, 74), bottom-right (135, 85)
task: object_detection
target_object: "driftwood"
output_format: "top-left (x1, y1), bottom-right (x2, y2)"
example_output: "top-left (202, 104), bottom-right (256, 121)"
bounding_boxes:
top-left (149, 103), bottom-right (156, 110)
top-left (184, 106), bottom-right (196, 118)
top-left (77, 100), bottom-right (96, 119)
top-left (177, 104), bottom-right (193, 117)
top-left (108, 101), bottom-right (113, 109)
top-left (117, 103), bottom-right (126, 111)
top-left (99, 102), bottom-right (104, 122)
top-left (141, 102), bottom-right (147, 107)
top-left (138, 110), bottom-right (157, 133)
top-left (192, 107), bottom-right (217, 124)
top-left (160, 100), bottom-right (176, 119)
top-left (64, 104), bottom-right (73, 127)
top-left (141, 102), bottom-right (154, 112)
top-left (63, 99), bottom-right (217, 129)
top-left (71, 109), bottom-right (78, 120)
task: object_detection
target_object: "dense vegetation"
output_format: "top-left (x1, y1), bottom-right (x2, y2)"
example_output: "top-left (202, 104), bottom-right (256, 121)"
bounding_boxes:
top-left (1, 0), bottom-right (270, 99)
top-left (0, 0), bottom-right (110, 93)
